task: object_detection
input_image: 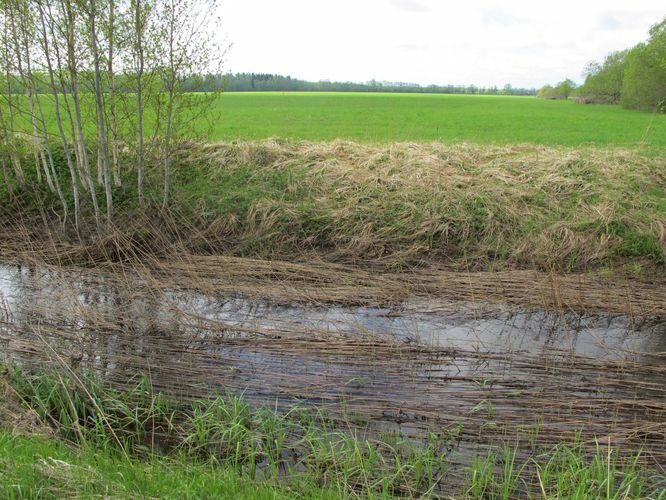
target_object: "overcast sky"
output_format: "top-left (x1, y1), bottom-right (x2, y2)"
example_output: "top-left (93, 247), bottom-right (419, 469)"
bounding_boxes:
top-left (220, 0), bottom-right (664, 89)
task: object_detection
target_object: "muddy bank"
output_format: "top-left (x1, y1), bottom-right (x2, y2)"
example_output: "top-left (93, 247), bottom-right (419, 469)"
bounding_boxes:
top-left (1, 261), bottom-right (665, 475)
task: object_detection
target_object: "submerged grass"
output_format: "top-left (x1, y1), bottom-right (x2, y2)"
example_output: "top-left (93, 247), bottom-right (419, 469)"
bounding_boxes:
top-left (1, 367), bottom-right (664, 499)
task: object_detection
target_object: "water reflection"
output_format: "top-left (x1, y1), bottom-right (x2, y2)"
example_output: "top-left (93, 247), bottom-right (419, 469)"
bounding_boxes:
top-left (1, 262), bottom-right (665, 460)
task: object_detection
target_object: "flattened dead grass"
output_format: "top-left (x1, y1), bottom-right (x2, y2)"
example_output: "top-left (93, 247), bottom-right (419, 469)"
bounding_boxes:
top-left (188, 140), bottom-right (666, 269)
top-left (1, 140), bottom-right (664, 284)
top-left (0, 369), bottom-right (49, 436)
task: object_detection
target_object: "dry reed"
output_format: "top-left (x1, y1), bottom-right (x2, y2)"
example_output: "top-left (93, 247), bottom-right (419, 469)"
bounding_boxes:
top-left (1, 262), bottom-right (664, 474)
top-left (2, 140), bottom-right (664, 273)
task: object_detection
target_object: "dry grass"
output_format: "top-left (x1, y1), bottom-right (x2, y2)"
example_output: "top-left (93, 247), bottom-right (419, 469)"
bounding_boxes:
top-left (1, 141), bottom-right (664, 313)
top-left (0, 367), bottom-right (49, 436)
top-left (0, 223), bottom-right (663, 315)
top-left (190, 140), bottom-right (665, 268)
top-left (3, 140), bottom-right (664, 273)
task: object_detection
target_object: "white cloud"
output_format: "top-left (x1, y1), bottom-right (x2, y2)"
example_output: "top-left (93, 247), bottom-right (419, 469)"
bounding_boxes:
top-left (221, 0), bottom-right (665, 88)
top-left (598, 13), bottom-right (624, 31)
top-left (390, 0), bottom-right (430, 13)
top-left (482, 8), bottom-right (524, 27)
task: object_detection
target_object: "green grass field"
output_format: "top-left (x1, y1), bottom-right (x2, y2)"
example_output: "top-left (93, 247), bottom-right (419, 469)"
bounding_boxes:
top-left (207, 92), bottom-right (666, 148)
top-left (15, 91), bottom-right (666, 149)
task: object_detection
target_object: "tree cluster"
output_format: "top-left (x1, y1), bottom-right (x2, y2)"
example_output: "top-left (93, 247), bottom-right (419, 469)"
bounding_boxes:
top-left (576, 50), bottom-right (627, 105)
top-left (536, 79), bottom-right (576, 100)
top-left (0, 0), bottom-right (225, 230)
top-left (540, 17), bottom-right (666, 112)
top-left (617, 18), bottom-right (666, 112)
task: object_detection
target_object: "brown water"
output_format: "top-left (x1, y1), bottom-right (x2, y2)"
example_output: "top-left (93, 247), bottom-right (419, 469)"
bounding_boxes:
top-left (1, 262), bottom-right (665, 471)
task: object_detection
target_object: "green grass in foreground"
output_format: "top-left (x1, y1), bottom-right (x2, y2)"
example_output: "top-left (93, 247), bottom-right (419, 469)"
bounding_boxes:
top-left (2, 368), bottom-right (664, 499)
top-left (210, 93), bottom-right (666, 148)
top-left (0, 432), bottom-right (310, 499)
top-left (2, 431), bottom-right (662, 499)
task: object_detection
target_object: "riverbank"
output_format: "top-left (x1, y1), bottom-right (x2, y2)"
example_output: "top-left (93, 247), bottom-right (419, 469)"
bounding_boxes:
top-left (2, 140), bottom-right (665, 315)
top-left (1, 368), bottom-right (664, 499)
top-left (2, 141), bottom-right (664, 272)
top-left (1, 249), bottom-right (664, 316)
top-left (1, 140), bottom-right (665, 497)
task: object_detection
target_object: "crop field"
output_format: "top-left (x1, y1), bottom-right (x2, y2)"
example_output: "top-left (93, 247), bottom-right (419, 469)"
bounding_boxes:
top-left (14, 92), bottom-right (666, 150)
top-left (208, 92), bottom-right (666, 148)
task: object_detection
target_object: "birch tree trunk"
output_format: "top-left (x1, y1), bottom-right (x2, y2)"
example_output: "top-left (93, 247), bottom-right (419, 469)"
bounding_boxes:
top-left (88, 0), bottom-right (114, 221)
top-left (1, 16), bottom-right (24, 187)
top-left (133, 0), bottom-right (146, 205)
top-left (62, 0), bottom-right (100, 226)
top-left (106, 0), bottom-right (121, 187)
top-left (37, 0), bottom-right (79, 229)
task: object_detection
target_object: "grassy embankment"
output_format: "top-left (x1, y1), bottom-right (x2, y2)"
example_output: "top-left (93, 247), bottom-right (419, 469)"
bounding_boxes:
top-left (3, 93), bottom-right (664, 272)
top-left (3, 140), bottom-right (664, 275)
top-left (2, 368), bottom-right (664, 499)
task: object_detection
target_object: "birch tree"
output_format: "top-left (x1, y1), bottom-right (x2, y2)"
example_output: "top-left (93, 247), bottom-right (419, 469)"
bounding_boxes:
top-left (87, 0), bottom-right (113, 221)
top-left (154, 0), bottom-right (224, 207)
top-left (37, 0), bottom-right (81, 230)
top-left (0, 6), bottom-right (25, 188)
top-left (0, 0), bottom-right (227, 226)
top-left (61, 0), bottom-right (101, 226)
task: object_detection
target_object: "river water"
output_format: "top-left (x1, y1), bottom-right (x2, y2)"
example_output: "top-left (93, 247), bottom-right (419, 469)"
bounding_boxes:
top-left (1, 262), bottom-right (665, 470)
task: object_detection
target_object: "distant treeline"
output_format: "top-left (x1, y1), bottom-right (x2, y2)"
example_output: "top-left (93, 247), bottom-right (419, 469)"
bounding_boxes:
top-left (196, 73), bottom-right (537, 96)
top-left (538, 17), bottom-right (665, 112)
top-left (2, 71), bottom-right (537, 97)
